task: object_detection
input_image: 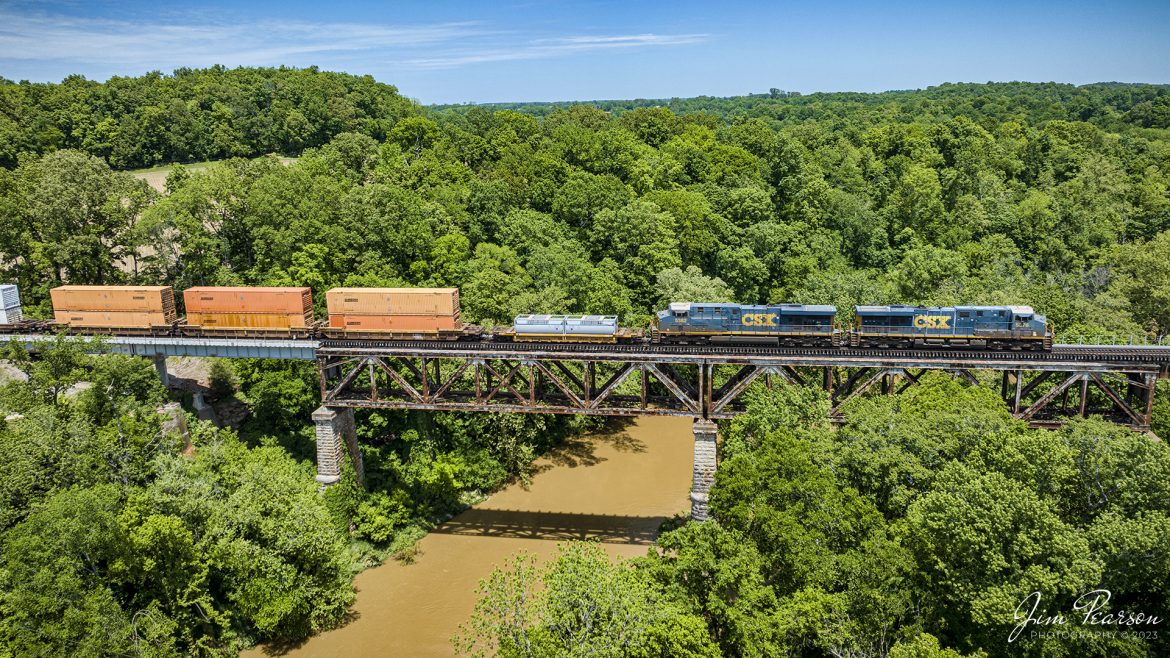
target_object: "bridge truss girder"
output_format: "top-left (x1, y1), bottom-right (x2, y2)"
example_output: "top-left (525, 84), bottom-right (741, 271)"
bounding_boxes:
top-left (317, 349), bottom-right (1161, 430)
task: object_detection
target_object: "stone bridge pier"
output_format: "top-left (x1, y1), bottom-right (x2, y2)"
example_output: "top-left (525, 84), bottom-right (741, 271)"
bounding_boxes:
top-left (313, 406), bottom-right (364, 486)
top-left (690, 418), bottom-right (718, 521)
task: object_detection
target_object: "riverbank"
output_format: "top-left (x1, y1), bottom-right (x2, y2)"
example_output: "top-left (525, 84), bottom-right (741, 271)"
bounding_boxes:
top-left (246, 415), bottom-right (693, 657)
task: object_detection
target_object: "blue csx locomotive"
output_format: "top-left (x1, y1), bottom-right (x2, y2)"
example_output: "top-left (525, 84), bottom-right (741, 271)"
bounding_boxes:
top-left (653, 303), bottom-right (1053, 350)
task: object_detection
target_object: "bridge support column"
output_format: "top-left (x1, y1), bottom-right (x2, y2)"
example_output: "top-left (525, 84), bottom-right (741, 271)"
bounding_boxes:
top-left (192, 391), bottom-right (220, 427)
top-left (690, 419), bottom-right (718, 522)
top-left (312, 406), bottom-right (364, 487)
top-left (153, 355), bottom-right (170, 388)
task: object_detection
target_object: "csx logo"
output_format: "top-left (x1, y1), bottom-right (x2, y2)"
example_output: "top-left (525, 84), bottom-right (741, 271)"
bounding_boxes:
top-left (913, 315), bottom-right (951, 329)
top-left (743, 313), bottom-right (777, 326)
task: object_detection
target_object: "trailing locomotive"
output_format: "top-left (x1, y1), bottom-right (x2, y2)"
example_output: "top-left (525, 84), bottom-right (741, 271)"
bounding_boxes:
top-left (0, 283), bottom-right (1056, 351)
top-left (652, 302), bottom-right (838, 347)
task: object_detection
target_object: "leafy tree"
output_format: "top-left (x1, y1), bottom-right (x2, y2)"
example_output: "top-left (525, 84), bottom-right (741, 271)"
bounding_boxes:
top-left (455, 542), bottom-right (718, 658)
top-left (654, 265), bottom-right (734, 308)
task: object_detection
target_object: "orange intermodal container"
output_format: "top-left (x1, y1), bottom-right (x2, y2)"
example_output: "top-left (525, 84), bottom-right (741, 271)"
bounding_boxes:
top-left (184, 287), bottom-right (312, 316)
top-left (187, 312), bottom-right (312, 329)
top-left (51, 286), bottom-right (176, 321)
top-left (54, 310), bottom-right (173, 327)
top-left (327, 314), bottom-right (460, 331)
top-left (326, 288), bottom-right (459, 316)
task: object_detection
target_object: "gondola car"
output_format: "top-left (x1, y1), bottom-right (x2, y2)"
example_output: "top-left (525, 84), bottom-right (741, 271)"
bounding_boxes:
top-left (495, 314), bottom-right (643, 343)
top-left (850, 304), bottom-right (1052, 350)
top-left (652, 302), bottom-right (838, 346)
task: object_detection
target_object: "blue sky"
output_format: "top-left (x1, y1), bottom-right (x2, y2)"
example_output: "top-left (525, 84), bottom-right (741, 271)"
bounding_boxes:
top-left (0, 0), bottom-right (1167, 104)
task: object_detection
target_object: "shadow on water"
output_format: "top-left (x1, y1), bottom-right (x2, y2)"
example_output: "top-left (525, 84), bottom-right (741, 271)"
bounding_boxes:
top-left (258, 608), bottom-right (363, 656)
top-left (431, 508), bottom-right (663, 545)
top-left (531, 420), bottom-right (647, 476)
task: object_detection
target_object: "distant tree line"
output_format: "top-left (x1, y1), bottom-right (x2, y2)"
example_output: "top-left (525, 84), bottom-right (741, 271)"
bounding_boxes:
top-left (434, 81), bottom-right (1170, 130)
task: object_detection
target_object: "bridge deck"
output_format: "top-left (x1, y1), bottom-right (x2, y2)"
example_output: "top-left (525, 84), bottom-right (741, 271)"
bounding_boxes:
top-left (5, 333), bottom-right (1168, 430)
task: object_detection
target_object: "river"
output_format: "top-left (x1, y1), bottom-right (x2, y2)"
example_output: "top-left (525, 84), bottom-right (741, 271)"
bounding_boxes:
top-left (248, 415), bottom-right (694, 657)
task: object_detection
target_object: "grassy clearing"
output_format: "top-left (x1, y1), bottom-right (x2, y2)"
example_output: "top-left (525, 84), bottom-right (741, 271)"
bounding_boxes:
top-left (129, 156), bottom-right (296, 192)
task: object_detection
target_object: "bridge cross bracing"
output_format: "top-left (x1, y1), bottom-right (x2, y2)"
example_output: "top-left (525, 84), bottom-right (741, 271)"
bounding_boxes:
top-left (315, 342), bottom-right (1166, 431)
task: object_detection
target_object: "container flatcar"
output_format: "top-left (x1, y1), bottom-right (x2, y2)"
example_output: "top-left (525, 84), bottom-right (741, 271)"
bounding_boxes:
top-left (323, 287), bottom-right (481, 340)
top-left (653, 302), bottom-right (838, 346)
top-left (50, 285), bottom-right (177, 334)
top-left (182, 286), bottom-right (315, 338)
top-left (850, 305), bottom-right (1052, 349)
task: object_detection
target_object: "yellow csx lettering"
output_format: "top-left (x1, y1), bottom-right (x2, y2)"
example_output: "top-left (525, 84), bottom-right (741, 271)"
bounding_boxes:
top-left (913, 315), bottom-right (952, 329)
top-left (742, 313), bottom-right (777, 327)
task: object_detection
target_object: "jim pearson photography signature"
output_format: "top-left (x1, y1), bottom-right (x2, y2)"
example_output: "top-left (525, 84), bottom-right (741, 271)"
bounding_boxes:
top-left (1010, 590), bottom-right (1163, 643)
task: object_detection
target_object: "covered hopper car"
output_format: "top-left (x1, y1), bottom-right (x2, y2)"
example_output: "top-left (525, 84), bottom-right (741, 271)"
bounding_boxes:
top-left (495, 314), bottom-right (643, 343)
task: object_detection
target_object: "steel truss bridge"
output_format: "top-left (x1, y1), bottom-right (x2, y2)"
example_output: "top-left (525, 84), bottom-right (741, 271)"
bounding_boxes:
top-left (317, 341), bottom-right (1170, 431)
top-left (9, 333), bottom-right (1169, 519)
top-left (4, 334), bottom-right (1168, 431)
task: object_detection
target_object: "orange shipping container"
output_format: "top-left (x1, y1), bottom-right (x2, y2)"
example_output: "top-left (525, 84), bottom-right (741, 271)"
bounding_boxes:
top-left (55, 310), bottom-right (172, 327)
top-left (187, 312), bottom-right (311, 329)
top-left (184, 287), bottom-right (312, 316)
top-left (326, 288), bottom-right (459, 316)
top-left (51, 286), bottom-right (176, 319)
top-left (328, 314), bottom-right (459, 331)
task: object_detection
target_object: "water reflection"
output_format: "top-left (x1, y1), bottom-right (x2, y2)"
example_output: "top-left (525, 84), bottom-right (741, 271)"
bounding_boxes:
top-left (432, 508), bottom-right (662, 544)
top-left (247, 415), bottom-right (692, 658)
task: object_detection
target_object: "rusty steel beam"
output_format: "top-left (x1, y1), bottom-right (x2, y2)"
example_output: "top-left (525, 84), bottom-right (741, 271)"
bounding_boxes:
top-left (710, 365), bottom-right (768, 414)
top-left (534, 361), bottom-right (584, 407)
top-left (831, 368), bottom-right (890, 415)
top-left (1089, 373), bottom-right (1144, 426)
top-left (317, 346), bottom-right (1162, 431)
top-left (1018, 372), bottom-right (1086, 421)
top-left (643, 362), bottom-right (700, 413)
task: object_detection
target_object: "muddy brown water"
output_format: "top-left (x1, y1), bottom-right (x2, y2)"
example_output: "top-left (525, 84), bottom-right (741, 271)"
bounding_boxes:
top-left (246, 415), bottom-right (693, 657)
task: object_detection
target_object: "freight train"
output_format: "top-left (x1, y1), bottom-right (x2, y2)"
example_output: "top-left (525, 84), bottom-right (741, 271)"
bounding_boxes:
top-left (0, 284), bottom-right (1054, 351)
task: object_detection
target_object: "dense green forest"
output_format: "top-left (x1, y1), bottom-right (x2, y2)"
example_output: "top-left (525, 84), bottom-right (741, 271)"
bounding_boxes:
top-left (0, 66), bottom-right (414, 168)
top-left (461, 380), bottom-right (1170, 657)
top-left (3, 67), bottom-right (1170, 656)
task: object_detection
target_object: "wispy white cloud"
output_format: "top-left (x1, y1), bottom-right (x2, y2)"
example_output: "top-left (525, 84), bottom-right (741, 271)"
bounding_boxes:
top-left (0, 8), bottom-right (708, 78)
top-left (0, 11), bottom-right (487, 68)
top-left (402, 33), bottom-right (709, 69)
